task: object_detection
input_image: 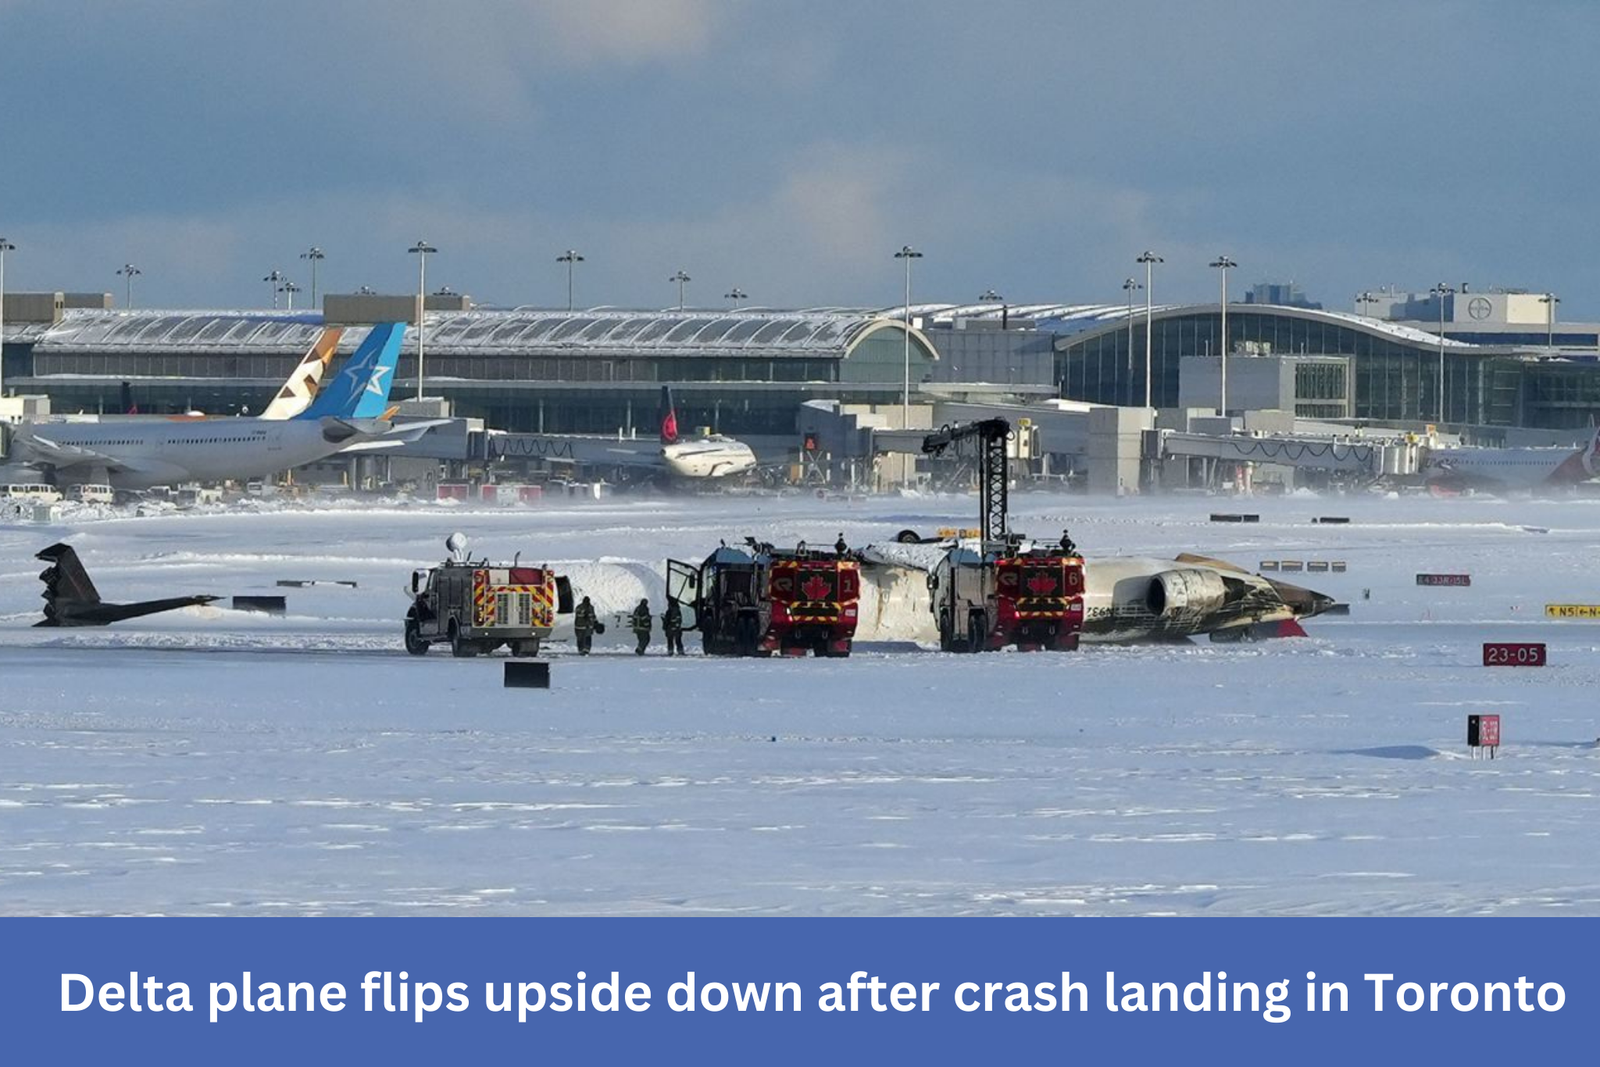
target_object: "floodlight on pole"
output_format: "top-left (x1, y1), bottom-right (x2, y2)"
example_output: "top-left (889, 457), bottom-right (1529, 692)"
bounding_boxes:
top-left (724, 287), bottom-right (747, 308)
top-left (669, 269), bottom-right (691, 310)
top-left (300, 247), bottom-right (325, 307)
top-left (118, 263), bottom-right (143, 309)
top-left (1540, 292), bottom-right (1560, 350)
top-left (408, 240), bottom-right (438, 402)
top-left (0, 236), bottom-right (14, 397)
top-left (1356, 291), bottom-right (1381, 318)
top-left (1209, 255), bottom-right (1237, 417)
top-left (1430, 282), bottom-right (1455, 423)
top-left (262, 268), bottom-right (285, 309)
top-left (1136, 251), bottom-right (1162, 408)
top-left (280, 280), bottom-right (301, 311)
top-left (557, 250), bottom-right (584, 312)
top-left (894, 245), bottom-right (923, 427)
top-left (1122, 277), bottom-right (1142, 406)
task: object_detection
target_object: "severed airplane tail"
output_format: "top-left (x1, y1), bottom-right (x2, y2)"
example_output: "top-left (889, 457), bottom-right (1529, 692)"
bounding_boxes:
top-left (35, 543), bottom-right (218, 627)
top-left (659, 386), bottom-right (680, 444)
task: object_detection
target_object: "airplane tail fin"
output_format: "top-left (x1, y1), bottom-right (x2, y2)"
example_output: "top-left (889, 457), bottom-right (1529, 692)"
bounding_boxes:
top-left (1586, 425), bottom-right (1600, 476)
top-left (263, 327), bottom-right (345, 420)
top-left (36, 544), bottom-right (101, 621)
top-left (659, 386), bottom-right (679, 444)
top-left (297, 322), bottom-right (404, 420)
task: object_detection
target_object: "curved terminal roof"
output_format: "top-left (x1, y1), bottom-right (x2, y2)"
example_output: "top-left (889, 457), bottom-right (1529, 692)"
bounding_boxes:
top-left (29, 307), bottom-right (929, 361)
top-left (1037, 302), bottom-right (1479, 349)
top-left (418, 308), bottom-right (917, 358)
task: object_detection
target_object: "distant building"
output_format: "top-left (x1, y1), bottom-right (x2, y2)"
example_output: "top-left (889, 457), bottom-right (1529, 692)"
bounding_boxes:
top-left (1241, 282), bottom-right (1321, 310)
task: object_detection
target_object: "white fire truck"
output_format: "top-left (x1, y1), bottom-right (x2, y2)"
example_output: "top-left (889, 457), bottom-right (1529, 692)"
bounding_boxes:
top-left (404, 534), bottom-right (573, 657)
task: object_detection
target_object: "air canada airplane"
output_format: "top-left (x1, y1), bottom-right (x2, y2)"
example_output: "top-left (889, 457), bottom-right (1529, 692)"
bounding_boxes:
top-left (484, 387), bottom-right (759, 480)
top-left (1421, 427), bottom-right (1600, 491)
top-left (8, 322), bottom-right (434, 490)
top-left (657, 387), bottom-right (759, 479)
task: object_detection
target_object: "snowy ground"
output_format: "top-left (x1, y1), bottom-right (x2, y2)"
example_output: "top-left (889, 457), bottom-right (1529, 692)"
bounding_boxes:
top-left (2, 489), bottom-right (1598, 916)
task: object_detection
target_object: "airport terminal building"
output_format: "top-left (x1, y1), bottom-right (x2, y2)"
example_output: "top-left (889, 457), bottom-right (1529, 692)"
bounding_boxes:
top-left (6, 289), bottom-right (1600, 450)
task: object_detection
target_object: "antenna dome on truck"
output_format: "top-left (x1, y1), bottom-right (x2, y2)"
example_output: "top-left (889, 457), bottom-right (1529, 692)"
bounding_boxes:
top-left (446, 532), bottom-right (468, 561)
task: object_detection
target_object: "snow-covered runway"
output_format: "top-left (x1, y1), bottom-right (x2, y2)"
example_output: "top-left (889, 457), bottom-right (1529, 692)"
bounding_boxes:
top-left (2, 492), bottom-right (1598, 915)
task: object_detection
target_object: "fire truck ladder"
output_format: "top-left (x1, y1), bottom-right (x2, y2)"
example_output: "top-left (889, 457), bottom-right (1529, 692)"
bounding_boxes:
top-left (921, 417), bottom-right (1010, 543)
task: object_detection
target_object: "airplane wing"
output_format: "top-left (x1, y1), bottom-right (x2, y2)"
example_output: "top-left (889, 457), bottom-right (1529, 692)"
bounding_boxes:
top-left (335, 418), bottom-right (457, 452)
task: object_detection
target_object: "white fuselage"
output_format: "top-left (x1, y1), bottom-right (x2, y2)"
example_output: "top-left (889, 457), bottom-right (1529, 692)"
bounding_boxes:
top-left (661, 436), bottom-right (759, 479)
top-left (1421, 443), bottom-right (1593, 490)
top-left (13, 417), bottom-right (362, 490)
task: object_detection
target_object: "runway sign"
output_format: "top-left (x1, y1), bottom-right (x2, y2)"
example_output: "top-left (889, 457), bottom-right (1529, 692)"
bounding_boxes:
top-left (1417, 573), bottom-right (1471, 586)
top-left (1467, 713), bottom-right (1501, 757)
top-left (1545, 604), bottom-right (1600, 619)
top-left (504, 662), bottom-right (551, 688)
top-left (1482, 642), bottom-right (1545, 667)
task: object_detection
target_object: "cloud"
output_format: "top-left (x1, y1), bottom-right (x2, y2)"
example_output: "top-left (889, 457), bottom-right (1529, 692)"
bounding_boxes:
top-left (533, 0), bottom-right (728, 65)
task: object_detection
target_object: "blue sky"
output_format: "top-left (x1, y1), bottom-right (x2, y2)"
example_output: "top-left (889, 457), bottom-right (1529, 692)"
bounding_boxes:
top-left (1, 0), bottom-right (1596, 316)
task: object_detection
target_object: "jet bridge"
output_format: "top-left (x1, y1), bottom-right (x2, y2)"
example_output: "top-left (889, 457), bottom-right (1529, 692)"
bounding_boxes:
top-left (1156, 430), bottom-right (1419, 477)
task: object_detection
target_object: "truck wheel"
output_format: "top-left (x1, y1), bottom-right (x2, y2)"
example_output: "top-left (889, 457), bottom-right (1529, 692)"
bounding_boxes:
top-left (512, 639), bottom-right (540, 657)
top-left (968, 612), bottom-right (987, 653)
top-left (895, 528), bottom-right (922, 544)
top-left (404, 619), bottom-right (429, 656)
top-left (449, 623), bottom-right (477, 658)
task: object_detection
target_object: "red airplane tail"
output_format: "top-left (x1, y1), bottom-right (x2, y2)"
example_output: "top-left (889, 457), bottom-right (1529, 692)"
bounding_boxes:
top-left (659, 386), bottom-right (679, 444)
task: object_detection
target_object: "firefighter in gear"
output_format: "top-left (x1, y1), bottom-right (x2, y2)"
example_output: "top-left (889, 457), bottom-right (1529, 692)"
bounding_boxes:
top-left (574, 595), bottom-right (598, 655)
top-left (630, 598), bottom-right (653, 655)
top-left (1059, 529), bottom-right (1078, 556)
top-left (663, 597), bottom-right (686, 656)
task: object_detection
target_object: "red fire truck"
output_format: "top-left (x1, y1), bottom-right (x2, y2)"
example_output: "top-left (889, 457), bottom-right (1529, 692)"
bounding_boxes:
top-left (667, 540), bottom-right (861, 657)
top-left (921, 418), bottom-right (1086, 653)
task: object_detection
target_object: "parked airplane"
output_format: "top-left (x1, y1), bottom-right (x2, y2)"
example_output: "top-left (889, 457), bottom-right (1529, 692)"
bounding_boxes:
top-left (1421, 427), bottom-right (1600, 491)
top-left (860, 543), bottom-right (1334, 644)
top-left (658, 388), bottom-right (759, 479)
top-left (483, 387), bottom-right (759, 480)
top-left (35, 542), bottom-right (217, 626)
top-left (7, 323), bottom-right (432, 490)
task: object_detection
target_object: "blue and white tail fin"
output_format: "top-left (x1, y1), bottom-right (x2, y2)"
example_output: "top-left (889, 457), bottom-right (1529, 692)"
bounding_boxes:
top-left (296, 322), bottom-right (405, 420)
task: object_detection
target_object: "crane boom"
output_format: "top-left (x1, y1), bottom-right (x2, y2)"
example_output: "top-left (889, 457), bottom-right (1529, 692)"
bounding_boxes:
top-left (922, 418), bottom-right (1010, 543)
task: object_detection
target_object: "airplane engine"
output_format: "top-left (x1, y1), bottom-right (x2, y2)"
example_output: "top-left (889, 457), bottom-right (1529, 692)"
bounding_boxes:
top-left (1145, 568), bottom-right (1229, 618)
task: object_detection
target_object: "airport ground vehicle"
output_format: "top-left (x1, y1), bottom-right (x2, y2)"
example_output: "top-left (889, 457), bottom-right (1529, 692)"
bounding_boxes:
top-left (667, 539), bottom-right (861, 656)
top-left (921, 418), bottom-right (1086, 652)
top-left (404, 534), bottom-right (572, 657)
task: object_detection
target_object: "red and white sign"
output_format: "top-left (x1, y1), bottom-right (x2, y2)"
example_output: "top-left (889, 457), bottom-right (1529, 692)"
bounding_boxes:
top-left (1482, 642), bottom-right (1546, 667)
top-left (1479, 714), bottom-right (1501, 747)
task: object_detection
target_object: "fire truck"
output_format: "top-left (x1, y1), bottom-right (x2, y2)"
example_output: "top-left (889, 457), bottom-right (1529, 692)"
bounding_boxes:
top-left (921, 418), bottom-right (1086, 652)
top-left (404, 534), bottom-right (573, 657)
top-left (667, 539), bottom-right (861, 657)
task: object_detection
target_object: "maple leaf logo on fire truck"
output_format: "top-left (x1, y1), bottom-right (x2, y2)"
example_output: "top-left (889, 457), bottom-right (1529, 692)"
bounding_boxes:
top-left (801, 575), bottom-right (833, 601)
top-left (1026, 573), bottom-right (1059, 596)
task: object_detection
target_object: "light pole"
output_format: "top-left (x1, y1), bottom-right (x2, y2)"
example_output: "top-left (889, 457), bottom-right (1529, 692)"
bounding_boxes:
top-left (1356, 291), bottom-right (1380, 318)
top-left (1430, 282), bottom-right (1455, 423)
top-left (725, 287), bottom-right (747, 308)
top-left (0, 236), bottom-right (14, 397)
top-left (118, 263), bottom-right (143, 309)
top-left (1540, 292), bottom-right (1560, 350)
top-left (1209, 255), bottom-right (1237, 417)
top-left (408, 240), bottom-right (437, 402)
top-left (557, 250), bottom-right (583, 312)
top-left (1136, 251), bottom-right (1162, 408)
top-left (300, 247), bottom-right (325, 306)
top-left (979, 288), bottom-right (1001, 302)
top-left (1122, 277), bottom-right (1142, 406)
top-left (262, 268), bottom-right (285, 309)
top-left (280, 280), bottom-right (301, 311)
top-left (894, 245), bottom-right (923, 427)
top-left (669, 269), bottom-right (691, 310)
